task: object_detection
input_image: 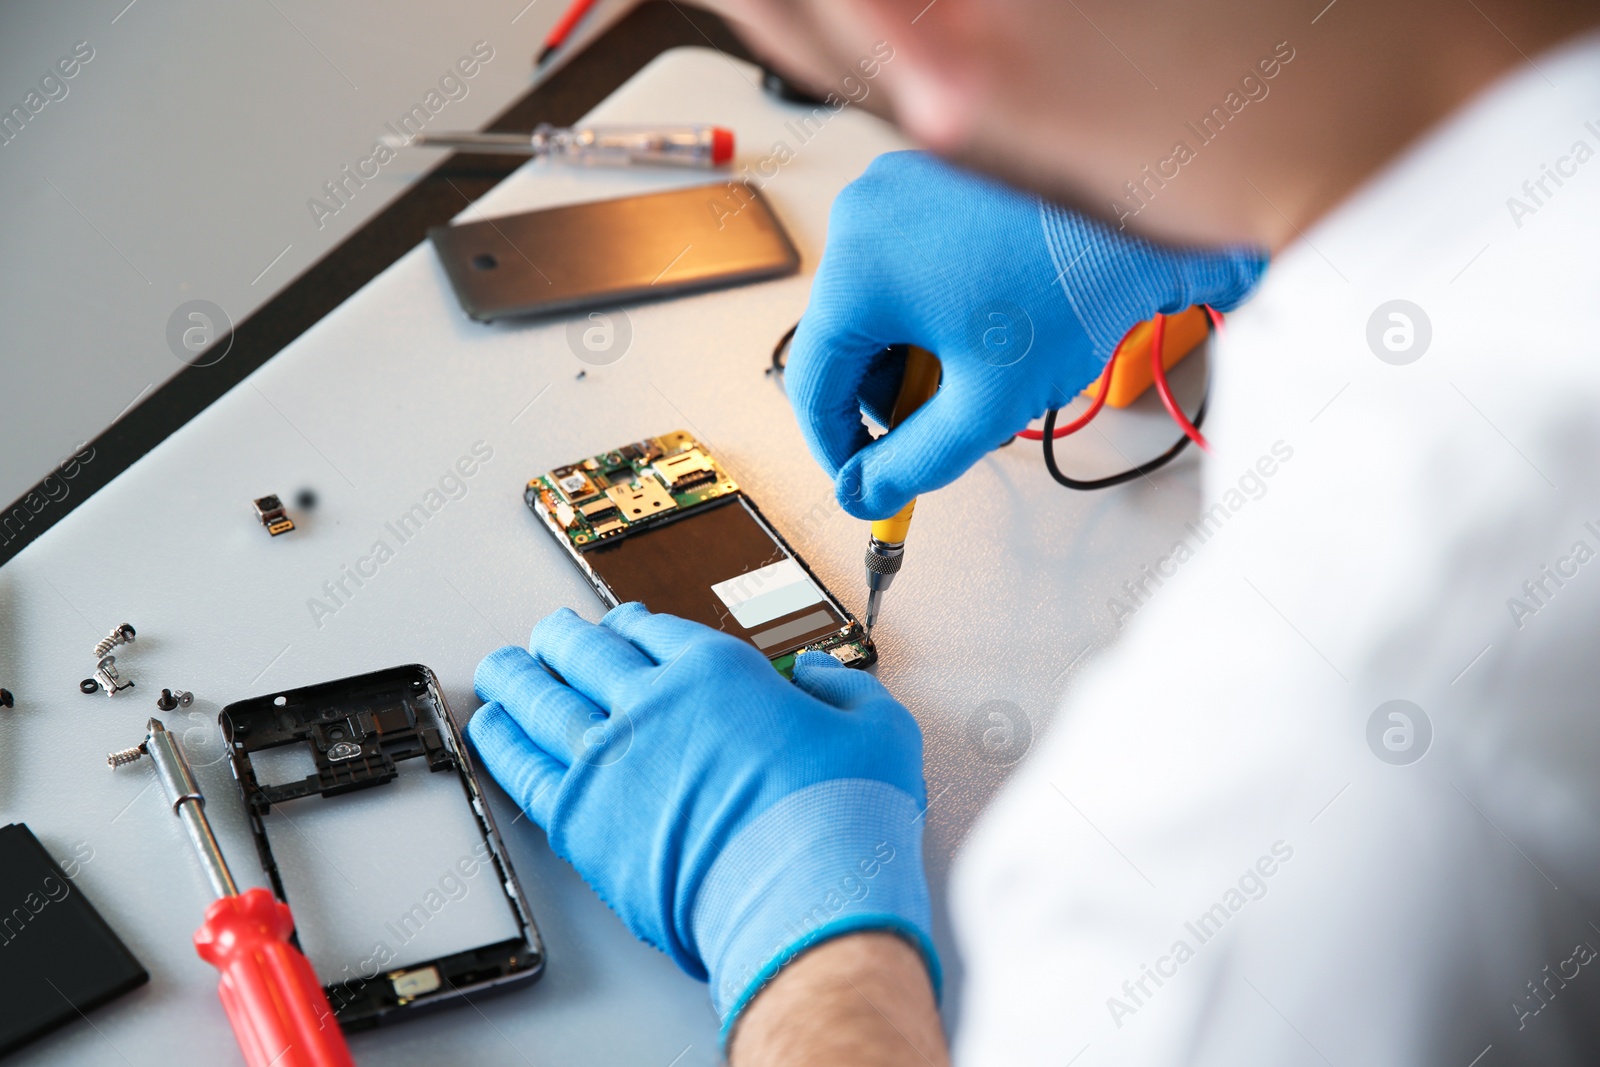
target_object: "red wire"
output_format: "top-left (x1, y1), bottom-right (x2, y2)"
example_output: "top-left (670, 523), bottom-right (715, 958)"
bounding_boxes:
top-left (1015, 306), bottom-right (1221, 445)
top-left (1015, 353), bottom-right (1114, 441)
top-left (1149, 312), bottom-right (1210, 453)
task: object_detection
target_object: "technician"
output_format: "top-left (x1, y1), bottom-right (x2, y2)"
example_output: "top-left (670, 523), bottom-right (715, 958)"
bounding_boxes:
top-left (469, 0), bottom-right (1600, 1062)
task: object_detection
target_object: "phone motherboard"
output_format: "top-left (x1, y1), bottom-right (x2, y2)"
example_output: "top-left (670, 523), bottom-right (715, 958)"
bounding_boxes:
top-left (526, 431), bottom-right (874, 676)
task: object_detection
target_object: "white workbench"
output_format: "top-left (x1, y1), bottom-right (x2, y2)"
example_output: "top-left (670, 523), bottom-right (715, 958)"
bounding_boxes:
top-left (0, 48), bottom-right (1210, 1066)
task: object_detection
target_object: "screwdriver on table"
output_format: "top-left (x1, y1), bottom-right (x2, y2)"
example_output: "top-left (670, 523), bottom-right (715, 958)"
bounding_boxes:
top-left (122, 718), bottom-right (355, 1067)
top-left (863, 345), bottom-right (942, 634)
top-left (382, 122), bottom-right (734, 168)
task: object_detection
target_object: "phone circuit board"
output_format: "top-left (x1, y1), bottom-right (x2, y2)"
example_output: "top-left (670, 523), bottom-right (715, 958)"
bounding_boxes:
top-left (526, 431), bottom-right (875, 676)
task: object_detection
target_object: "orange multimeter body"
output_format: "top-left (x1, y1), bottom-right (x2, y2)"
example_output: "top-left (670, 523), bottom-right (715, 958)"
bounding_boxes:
top-left (1083, 305), bottom-right (1211, 407)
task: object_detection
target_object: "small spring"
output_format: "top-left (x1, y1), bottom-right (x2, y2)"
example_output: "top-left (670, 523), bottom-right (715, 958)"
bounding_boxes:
top-left (107, 745), bottom-right (145, 770)
top-left (92, 624), bottom-right (136, 660)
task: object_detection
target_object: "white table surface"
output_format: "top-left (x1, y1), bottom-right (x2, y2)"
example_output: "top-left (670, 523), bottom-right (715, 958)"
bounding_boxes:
top-left (0, 47), bottom-right (1212, 1066)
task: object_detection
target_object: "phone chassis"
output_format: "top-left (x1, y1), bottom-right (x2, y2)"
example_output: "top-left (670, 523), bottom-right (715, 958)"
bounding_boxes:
top-left (219, 664), bottom-right (543, 1030)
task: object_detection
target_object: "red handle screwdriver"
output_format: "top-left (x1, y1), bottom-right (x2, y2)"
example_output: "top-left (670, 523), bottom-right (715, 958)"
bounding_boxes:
top-left (192, 889), bottom-right (352, 1067)
top-left (125, 718), bottom-right (355, 1067)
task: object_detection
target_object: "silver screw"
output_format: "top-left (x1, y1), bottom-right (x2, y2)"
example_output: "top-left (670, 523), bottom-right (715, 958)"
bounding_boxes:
top-left (92, 624), bottom-right (137, 660)
top-left (107, 744), bottom-right (146, 770)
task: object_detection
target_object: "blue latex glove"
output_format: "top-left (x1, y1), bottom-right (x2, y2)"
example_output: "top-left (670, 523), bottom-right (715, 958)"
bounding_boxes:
top-left (467, 603), bottom-right (937, 1037)
top-left (788, 150), bottom-right (1269, 519)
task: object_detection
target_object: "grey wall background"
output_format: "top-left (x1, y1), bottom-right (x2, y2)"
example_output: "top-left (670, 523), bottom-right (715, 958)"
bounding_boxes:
top-left (0, 0), bottom-right (634, 507)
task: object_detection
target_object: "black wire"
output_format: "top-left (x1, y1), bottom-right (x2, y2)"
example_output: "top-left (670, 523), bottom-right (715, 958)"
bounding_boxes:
top-left (1041, 386), bottom-right (1208, 490)
top-left (768, 320), bottom-right (798, 375)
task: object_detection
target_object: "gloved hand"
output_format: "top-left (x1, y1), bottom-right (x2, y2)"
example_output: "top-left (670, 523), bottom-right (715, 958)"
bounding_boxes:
top-left (467, 603), bottom-right (937, 1038)
top-left (788, 150), bottom-right (1269, 518)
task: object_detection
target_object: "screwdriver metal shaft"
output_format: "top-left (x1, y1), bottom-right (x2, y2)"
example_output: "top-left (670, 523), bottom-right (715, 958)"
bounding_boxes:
top-left (136, 719), bottom-right (355, 1067)
top-left (145, 717), bottom-right (238, 898)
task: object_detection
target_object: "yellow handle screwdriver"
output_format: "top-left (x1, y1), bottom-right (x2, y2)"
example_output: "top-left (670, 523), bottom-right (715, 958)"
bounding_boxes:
top-left (863, 345), bottom-right (943, 633)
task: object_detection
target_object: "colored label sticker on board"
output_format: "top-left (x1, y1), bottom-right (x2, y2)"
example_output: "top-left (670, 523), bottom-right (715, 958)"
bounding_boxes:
top-left (711, 559), bottom-right (825, 628)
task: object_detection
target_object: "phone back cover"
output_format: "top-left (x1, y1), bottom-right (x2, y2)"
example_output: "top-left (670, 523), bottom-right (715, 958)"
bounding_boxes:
top-left (428, 180), bottom-right (801, 322)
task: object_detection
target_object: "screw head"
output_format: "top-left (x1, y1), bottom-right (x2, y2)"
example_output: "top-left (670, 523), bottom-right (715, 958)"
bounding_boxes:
top-left (156, 688), bottom-right (177, 711)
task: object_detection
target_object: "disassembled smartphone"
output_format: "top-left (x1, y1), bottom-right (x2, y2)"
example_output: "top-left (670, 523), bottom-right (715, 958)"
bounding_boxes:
top-left (527, 430), bottom-right (875, 676)
top-left (220, 665), bottom-right (542, 1030)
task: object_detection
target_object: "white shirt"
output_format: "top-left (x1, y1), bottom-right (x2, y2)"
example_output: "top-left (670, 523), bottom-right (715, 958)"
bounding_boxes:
top-left (953, 32), bottom-right (1600, 1066)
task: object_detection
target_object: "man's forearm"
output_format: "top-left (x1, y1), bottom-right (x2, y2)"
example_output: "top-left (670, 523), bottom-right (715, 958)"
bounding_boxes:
top-left (729, 933), bottom-right (949, 1067)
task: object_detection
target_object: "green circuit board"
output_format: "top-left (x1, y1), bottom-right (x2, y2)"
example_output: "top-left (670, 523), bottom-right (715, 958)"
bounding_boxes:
top-left (525, 431), bottom-right (875, 676)
top-left (530, 430), bottom-right (738, 546)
